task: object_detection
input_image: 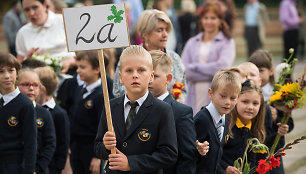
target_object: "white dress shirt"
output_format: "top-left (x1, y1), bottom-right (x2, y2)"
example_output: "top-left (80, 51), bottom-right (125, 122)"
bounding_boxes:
top-left (123, 91), bottom-right (149, 122)
top-left (0, 87), bottom-right (20, 106)
top-left (206, 102), bottom-right (225, 141)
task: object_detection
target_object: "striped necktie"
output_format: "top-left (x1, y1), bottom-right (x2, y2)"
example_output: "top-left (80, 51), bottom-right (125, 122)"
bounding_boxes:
top-left (217, 119), bottom-right (223, 142)
top-left (126, 101), bottom-right (139, 131)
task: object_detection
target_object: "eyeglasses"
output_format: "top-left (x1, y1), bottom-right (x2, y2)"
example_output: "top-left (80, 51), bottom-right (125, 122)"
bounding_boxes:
top-left (19, 82), bottom-right (40, 89)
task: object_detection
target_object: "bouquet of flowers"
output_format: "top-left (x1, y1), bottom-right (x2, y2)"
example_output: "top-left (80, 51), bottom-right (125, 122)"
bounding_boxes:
top-left (235, 49), bottom-right (306, 174)
top-left (171, 82), bottom-right (184, 100)
top-left (32, 52), bottom-right (64, 74)
top-left (234, 138), bottom-right (269, 174)
top-left (268, 49), bottom-right (306, 155)
top-left (255, 136), bottom-right (306, 174)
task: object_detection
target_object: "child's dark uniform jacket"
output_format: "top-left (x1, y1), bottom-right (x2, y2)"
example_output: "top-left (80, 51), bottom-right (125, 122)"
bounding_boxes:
top-left (162, 94), bottom-right (197, 174)
top-left (70, 79), bottom-right (111, 173)
top-left (43, 99), bottom-right (70, 173)
top-left (220, 119), bottom-right (256, 173)
top-left (57, 74), bottom-right (114, 120)
top-left (95, 92), bottom-right (178, 174)
top-left (0, 92), bottom-right (37, 174)
top-left (194, 106), bottom-right (229, 174)
top-left (35, 104), bottom-right (56, 174)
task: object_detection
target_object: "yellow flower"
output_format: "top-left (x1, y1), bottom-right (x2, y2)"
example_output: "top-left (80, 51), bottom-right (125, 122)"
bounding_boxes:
top-left (270, 91), bottom-right (283, 102)
top-left (280, 83), bottom-right (303, 98)
top-left (253, 149), bottom-right (268, 154)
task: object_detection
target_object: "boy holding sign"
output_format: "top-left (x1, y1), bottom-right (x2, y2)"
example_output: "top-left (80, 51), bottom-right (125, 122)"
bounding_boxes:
top-left (95, 45), bottom-right (178, 174)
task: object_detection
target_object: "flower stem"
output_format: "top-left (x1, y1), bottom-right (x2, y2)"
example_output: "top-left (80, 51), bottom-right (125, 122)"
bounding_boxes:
top-left (241, 139), bottom-right (251, 172)
top-left (269, 112), bottom-right (291, 156)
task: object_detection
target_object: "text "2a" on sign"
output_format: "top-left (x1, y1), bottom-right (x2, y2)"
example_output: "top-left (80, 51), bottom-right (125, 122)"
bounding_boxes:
top-left (63, 3), bottom-right (130, 52)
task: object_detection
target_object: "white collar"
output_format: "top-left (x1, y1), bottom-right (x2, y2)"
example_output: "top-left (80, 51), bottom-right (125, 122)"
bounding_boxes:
top-left (206, 102), bottom-right (225, 127)
top-left (83, 78), bottom-right (101, 92)
top-left (157, 91), bottom-right (169, 101)
top-left (124, 90), bottom-right (149, 108)
top-left (42, 97), bottom-right (56, 109)
top-left (0, 87), bottom-right (20, 106)
top-left (77, 74), bottom-right (85, 86)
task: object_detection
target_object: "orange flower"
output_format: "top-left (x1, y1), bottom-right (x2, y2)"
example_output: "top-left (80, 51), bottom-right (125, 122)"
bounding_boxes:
top-left (173, 82), bottom-right (184, 90)
top-left (172, 88), bottom-right (182, 100)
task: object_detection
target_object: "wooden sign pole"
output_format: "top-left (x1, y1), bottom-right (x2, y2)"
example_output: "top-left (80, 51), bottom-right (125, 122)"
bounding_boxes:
top-left (97, 49), bottom-right (116, 154)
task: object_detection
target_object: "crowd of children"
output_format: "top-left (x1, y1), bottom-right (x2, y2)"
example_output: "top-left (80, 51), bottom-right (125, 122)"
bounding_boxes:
top-left (0, 41), bottom-right (296, 174)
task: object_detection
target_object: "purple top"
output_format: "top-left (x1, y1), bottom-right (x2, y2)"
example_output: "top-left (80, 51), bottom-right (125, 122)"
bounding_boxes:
top-left (279, 0), bottom-right (299, 31)
top-left (181, 32), bottom-right (235, 113)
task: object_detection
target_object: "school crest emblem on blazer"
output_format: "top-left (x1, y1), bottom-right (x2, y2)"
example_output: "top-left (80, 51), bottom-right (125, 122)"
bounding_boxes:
top-left (8, 116), bottom-right (18, 126)
top-left (37, 118), bottom-right (44, 127)
top-left (85, 100), bottom-right (94, 109)
top-left (138, 129), bottom-right (151, 141)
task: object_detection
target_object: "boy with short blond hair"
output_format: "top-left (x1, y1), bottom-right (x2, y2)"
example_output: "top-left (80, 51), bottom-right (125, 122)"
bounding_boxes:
top-left (35, 66), bottom-right (70, 174)
top-left (0, 52), bottom-right (37, 173)
top-left (95, 45), bottom-right (178, 174)
top-left (195, 70), bottom-right (241, 174)
top-left (148, 50), bottom-right (197, 174)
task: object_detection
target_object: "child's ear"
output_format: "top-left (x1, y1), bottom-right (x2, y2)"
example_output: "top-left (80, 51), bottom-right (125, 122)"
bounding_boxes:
top-left (94, 67), bottom-right (100, 74)
top-left (270, 67), bottom-right (274, 76)
top-left (119, 72), bottom-right (123, 84)
top-left (208, 88), bottom-right (213, 100)
top-left (166, 73), bottom-right (173, 85)
top-left (149, 71), bottom-right (154, 84)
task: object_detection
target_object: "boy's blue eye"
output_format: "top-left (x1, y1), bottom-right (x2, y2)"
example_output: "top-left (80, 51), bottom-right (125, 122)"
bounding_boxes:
top-left (138, 69), bottom-right (144, 72)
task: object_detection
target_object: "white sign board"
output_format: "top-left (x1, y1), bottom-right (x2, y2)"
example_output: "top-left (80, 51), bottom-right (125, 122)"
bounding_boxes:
top-left (63, 3), bottom-right (130, 52)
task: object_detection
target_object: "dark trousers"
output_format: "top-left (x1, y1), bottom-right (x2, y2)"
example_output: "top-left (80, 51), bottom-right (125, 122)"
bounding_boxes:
top-left (9, 45), bottom-right (17, 57)
top-left (70, 142), bottom-right (93, 174)
top-left (245, 26), bottom-right (262, 57)
top-left (49, 168), bottom-right (62, 174)
top-left (283, 29), bottom-right (299, 61)
top-left (0, 162), bottom-right (23, 174)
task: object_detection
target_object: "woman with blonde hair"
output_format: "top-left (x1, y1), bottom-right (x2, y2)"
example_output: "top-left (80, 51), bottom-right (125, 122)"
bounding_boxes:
top-left (113, 9), bottom-right (187, 101)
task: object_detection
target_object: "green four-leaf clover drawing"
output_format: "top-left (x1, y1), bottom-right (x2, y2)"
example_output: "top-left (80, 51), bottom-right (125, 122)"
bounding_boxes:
top-left (107, 5), bottom-right (124, 23)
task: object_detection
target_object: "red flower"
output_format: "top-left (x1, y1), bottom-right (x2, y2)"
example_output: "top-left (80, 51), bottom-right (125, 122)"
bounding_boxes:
top-left (269, 155), bottom-right (280, 169)
top-left (173, 82), bottom-right (184, 90)
top-left (256, 159), bottom-right (270, 174)
top-left (285, 100), bottom-right (297, 110)
top-left (281, 153), bottom-right (286, 156)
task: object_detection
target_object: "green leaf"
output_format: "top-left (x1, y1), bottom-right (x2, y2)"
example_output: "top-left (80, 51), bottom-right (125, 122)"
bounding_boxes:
top-left (111, 5), bottom-right (117, 15)
top-left (107, 15), bottom-right (116, 21)
top-left (234, 158), bottom-right (242, 170)
top-left (116, 10), bottom-right (124, 17)
top-left (114, 16), bottom-right (123, 23)
top-left (242, 162), bottom-right (250, 174)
